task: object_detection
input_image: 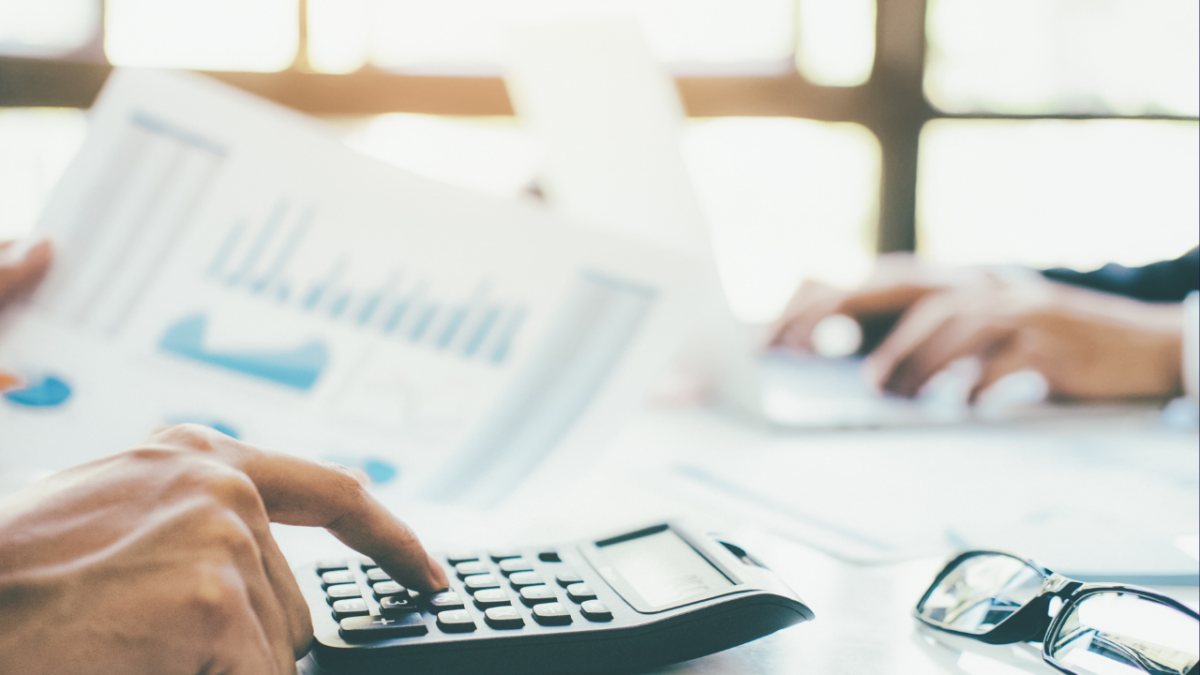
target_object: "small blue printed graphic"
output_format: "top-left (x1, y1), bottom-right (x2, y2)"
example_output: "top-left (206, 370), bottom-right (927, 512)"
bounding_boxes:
top-left (3, 374), bottom-right (72, 408)
top-left (159, 314), bottom-right (328, 391)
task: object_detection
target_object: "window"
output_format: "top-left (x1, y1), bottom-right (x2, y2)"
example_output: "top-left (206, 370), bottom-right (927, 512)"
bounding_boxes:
top-left (1, 0), bottom-right (1196, 311)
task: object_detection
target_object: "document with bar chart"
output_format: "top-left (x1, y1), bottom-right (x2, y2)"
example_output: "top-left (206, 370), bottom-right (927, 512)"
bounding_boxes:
top-left (0, 69), bottom-right (701, 505)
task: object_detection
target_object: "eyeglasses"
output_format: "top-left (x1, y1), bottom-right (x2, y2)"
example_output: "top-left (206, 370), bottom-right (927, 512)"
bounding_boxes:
top-left (914, 550), bottom-right (1199, 675)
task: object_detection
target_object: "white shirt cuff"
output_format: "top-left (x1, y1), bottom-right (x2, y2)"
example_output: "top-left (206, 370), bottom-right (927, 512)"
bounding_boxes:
top-left (1185, 292), bottom-right (1199, 403)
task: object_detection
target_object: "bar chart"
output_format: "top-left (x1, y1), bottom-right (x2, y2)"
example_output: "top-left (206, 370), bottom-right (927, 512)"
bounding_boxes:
top-left (204, 209), bottom-right (529, 366)
top-left (38, 111), bottom-right (226, 335)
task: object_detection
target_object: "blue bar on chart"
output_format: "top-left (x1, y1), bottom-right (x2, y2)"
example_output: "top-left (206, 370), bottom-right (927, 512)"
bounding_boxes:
top-left (357, 272), bottom-right (402, 326)
top-left (463, 307), bottom-right (501, 357)
top-left (490, 309), bottom-right (527, 364)
top-left (207, 221), bottom-right (245, 279)
top-left (227, 200), bottom-right (288, 287)
top-left (252, 207), bottom-right (314, 294)
top-left (408, 304), bottom-right (439, 342)
top-left (304, 258), bottom-right (348, 311)
top-left (329, 291), bottom-right (352, 319)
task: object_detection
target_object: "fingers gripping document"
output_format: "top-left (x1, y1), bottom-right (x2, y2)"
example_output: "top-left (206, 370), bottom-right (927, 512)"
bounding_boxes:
top-left (0, 69), bottom-right (703, 504)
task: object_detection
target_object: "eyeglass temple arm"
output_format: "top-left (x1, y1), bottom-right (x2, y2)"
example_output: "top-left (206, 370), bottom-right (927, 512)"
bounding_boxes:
top-left (976, 576), bottom-right (1083, 645)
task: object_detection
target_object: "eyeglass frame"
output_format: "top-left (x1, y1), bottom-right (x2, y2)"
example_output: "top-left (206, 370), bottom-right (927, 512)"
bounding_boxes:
top-left (913, 550), bottom-right (1200, 675)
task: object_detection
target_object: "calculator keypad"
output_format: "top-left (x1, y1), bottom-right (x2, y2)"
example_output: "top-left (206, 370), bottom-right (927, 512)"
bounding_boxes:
top-left (316, 548), bottom-right (619, 645)
top-left (472, 588), bottom-right (512, 608)
top-left (519, 585), bottom-right (558, 606)
top-left (484, 606), bottom-right (524, 629)
top-left (436, 609), bottom-right (477, 632)
top-left (580, 600), bottom-right (613, 622)
top-left (340, 613), bottom-right (427, 642)
top-left (566, 583), bottom-right (597, 602)
top-left (533, 602), bottom-right (572, 626)
top-left (331, 598), bottom-right (369, 619)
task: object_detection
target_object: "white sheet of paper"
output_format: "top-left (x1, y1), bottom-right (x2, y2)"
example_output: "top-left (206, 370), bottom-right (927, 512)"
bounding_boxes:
top-left (504, 20), bottom-right (766, 417)
top-left (0, 69), bottom-right (703, 507)
top-left (672, 424), bottom-right (1199, 584)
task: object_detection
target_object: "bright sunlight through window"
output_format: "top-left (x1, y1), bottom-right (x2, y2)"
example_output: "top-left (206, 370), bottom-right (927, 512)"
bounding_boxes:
top-left (795, 0), bottom-right (876, 87)
top-left (918, 119), bottom-right (1200, 270)
top-left (106, 0), bottom-right (298, 72)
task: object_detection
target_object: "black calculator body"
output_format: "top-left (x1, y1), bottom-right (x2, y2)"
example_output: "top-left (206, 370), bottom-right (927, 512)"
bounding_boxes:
top-left (298, 522), bottom-right (814, 674)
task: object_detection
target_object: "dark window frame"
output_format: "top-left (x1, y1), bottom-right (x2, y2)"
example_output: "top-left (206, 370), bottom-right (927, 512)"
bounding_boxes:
top-left (1, 0), bottom-right (1195, 253)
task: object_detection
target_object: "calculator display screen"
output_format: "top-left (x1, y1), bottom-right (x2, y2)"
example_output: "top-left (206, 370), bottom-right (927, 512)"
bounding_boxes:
top-left (598, 529), bottom-right (732, 608)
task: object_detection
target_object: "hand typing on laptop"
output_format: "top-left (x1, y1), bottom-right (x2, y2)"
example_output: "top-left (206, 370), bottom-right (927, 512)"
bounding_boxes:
top-left (771, 251), bottom-right (1197, 403)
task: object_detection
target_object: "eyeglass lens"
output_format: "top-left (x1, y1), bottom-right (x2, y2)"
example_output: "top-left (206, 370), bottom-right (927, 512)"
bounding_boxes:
top-left (1047, 591), bottom-right (1199, 675)
top-left (917, 553), bottom-right (1046, 634)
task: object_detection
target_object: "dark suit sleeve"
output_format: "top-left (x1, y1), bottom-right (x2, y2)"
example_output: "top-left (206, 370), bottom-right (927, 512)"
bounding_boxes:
top-left (1041, 247), bottom-right (1199, 302)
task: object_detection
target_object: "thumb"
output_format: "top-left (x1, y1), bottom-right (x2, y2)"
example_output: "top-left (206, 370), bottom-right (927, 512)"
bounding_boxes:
top-left (0, 239), bottom-right (53, 303)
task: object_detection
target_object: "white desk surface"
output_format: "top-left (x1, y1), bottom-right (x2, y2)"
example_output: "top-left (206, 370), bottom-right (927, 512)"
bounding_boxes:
top-left (286, 403), bottom-right (1199, 675)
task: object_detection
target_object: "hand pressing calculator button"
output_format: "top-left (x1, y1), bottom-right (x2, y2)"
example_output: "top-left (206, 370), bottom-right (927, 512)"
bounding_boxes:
top-left (372, 581), bottom-right (405, 598)
top-left (339, 613), bottom-right (427, 642)
top-left (366, 568), bottom-right (391, 582)
top-left (303, 522), bottom-right (814, 674)
top-left (428, 591), bottom-right (465, 611)
top-left (379, 595), bottom-right (418, 615)
top-left (484, 606), bottom-right (524, 629)
top-left (532, 602), bottom-right (572, 626)
top-left (566, 583), bottom-right (596, 602)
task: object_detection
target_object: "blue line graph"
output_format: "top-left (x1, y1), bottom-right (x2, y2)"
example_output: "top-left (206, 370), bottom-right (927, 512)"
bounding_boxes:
top-left (204, 209), bottom-right (528, 365)
top-left (160, 314), bottom-right (328, 390)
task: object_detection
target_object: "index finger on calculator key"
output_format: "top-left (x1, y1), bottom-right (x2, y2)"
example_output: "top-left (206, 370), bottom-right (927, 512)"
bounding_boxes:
top-left (236, 449), bottom-right (448, 592)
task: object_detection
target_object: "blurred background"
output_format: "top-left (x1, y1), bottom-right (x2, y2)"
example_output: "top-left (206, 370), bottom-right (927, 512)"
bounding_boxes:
top-left (1, 0), bottom-right (1197, 323)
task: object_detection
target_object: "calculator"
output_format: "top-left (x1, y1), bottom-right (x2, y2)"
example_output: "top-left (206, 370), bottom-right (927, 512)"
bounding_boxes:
top-left (297, 522), bottom-right (814, 674)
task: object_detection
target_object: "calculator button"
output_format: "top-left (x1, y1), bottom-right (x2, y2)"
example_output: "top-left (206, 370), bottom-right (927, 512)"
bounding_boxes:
top-left (490, 550), bottom-right (522, 562)
top-left (326, 584), bottom-right (363, 601)
top-left (331, 598), bottom-right (369, 619)
top-left (373, 581), bottom-right (406, 598)
top-left (508, 571), bottom-right (543, 588)
top-left (538, 552), bottom-right (562, 563)
top-left (366, 568), bottom-right (392, 582)
top-left (436, 610), bottom-right (477, 633)
top-left (473, 588), bottom-right (512, 608)
top-left (339, 613), bottom-right (428, 642)
top-left (519, 585), bottom-right (558, 606)
top-left (484, 606), bottom-right (524, 629)
top-left (359, 557), bottom-right (378, 569)
top-left (580, 600), bottom-right (613, 622)
top-left (455, 561), bottom-right (490, 578)
top-left (555, 570), bottom-right (583, 586)
top-left (428, 591), bottom-right (465, 611)
top-left (321, 570), bottom-right (356, 586)
top-left (379, 594), bottom-right (418, 615)
top-left (464, 574), bottom-right (501, 590)
top-left (446, 552), bottom-right (479, 565)
top-left (498, 558), bottom-right (534, 575)
top-left (316, 559), bottom-right (350, 574)
top-left (533, 602), bottom-right (573, 626)
top-left (566, 583), bottom-right (597, 602)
